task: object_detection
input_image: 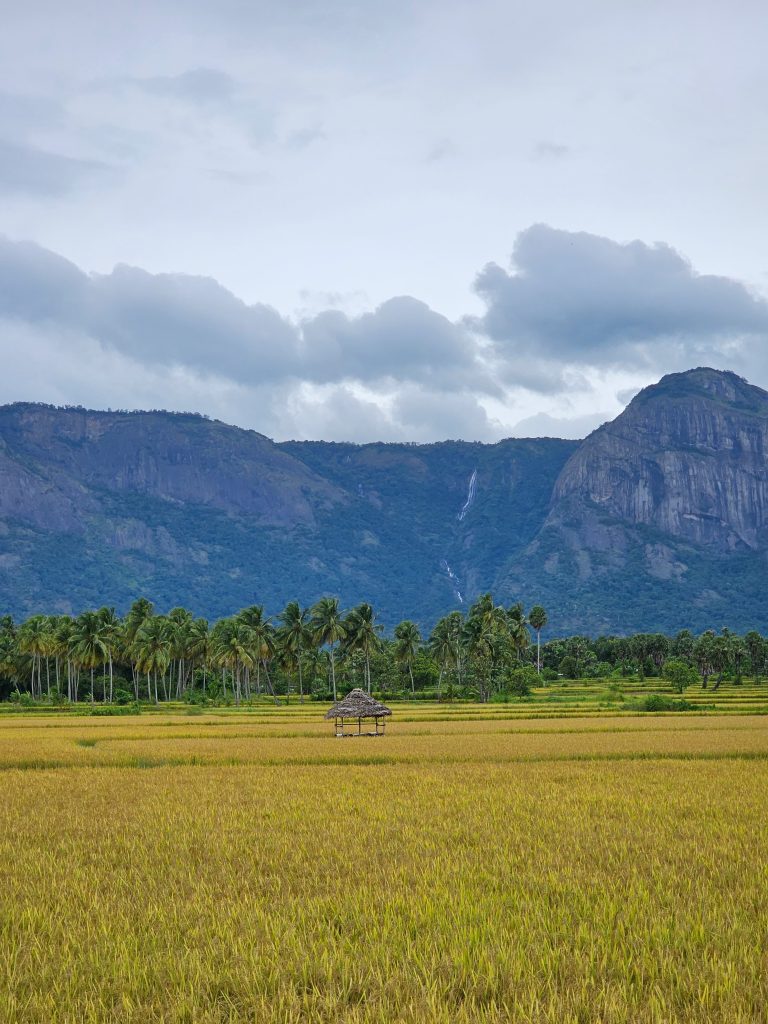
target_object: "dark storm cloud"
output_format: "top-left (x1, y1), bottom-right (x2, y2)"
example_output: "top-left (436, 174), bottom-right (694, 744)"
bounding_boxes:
top-left (473, 224), bottom-right (768, 368)
top-left (0, 140), bottom-right (108, 196)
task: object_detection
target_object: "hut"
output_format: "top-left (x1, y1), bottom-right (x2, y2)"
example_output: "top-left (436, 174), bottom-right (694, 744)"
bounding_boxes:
top-left (325, 688), bottom-right (392, 737)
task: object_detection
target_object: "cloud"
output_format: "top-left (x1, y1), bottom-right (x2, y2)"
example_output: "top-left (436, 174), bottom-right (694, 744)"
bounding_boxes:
top-left (301, 297), bottom-right (491, 390)
top-left (116, 68), bottom-right (238, 105)
top-left (89, 264), bottom-right (298, 382)
top-left (284, 127), bottom-right (326, 150)
top-left (0, 140), bottom-right (109, 196)
top-left (0, 238), bottom-right (89, 319)
top-left (473, 225), bottom-right (768, 374)
top-left (2, 225), bottom-right (767, 442)
top-left (533, 141), bottom-right (570, 160)
top-left (0, 92), bottom-right (64, 137)
top-left (392, 386), bottom-right (501, 441)
top-left (510, 410), bottom-right (610, 439)
top-left (0, 236), bottom-right (490, 408)
top-left (426, 138), bottom-right (458, 162)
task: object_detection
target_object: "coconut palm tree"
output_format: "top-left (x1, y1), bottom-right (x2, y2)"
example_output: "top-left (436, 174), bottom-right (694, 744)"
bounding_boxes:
top-left (0, 629), bottom-right (19, 693)
top-left (51, 616), bottom-right (76, 701)
top-left (507, 603), bottom-right (530, 663)
top-left (168, 607), bottom-right (194, 698)
top-left (235, 606), bottom-right (275, 699)
top-left (462, 595), bottom-right (511, 702)
top-left (528, 605), bottom-right (547, 675)
top-left (186, 618), bottom-right (211, 695)
top-left (17, 615), bottom-right (52, 699)
top-left (277, 601), bottom-right (310, 702)
top-left (133, 616), bottom-right (173, 703)
top-left (212, 618), bottom-right (255, 706)
top-left (96, 607), bottom-right (120, 702)
top-left (393, 619), bottom-right (421, 695)
top-left (428, 615), bottom-right (457, 699)
top-left (124, 598), bottom-right (154, 699)
top-left (343, 603), bottom-right (382, 694)
top-left (69, 611), bottom-right (110, 703)
top-left (461, 609), bottom-right (505, 703)
top-left (310, 597), bottom-right (346, 702)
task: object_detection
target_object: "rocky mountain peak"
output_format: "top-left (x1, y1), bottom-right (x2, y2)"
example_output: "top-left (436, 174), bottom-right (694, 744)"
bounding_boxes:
top-left (551, 366), bottom-right (768, 551)
top-left (629, 367), bottom-right (767, 414)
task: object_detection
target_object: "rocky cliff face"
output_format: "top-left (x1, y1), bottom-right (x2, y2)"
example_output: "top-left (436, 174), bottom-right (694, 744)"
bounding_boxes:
top-left (2, 369), bottom-right (768, 633)
top-left (0, 403), bottom-right (574, 624)
top-left (0, 405), bottom-right (343, 527)
top-left (550, 369), bottom-right (768, 551)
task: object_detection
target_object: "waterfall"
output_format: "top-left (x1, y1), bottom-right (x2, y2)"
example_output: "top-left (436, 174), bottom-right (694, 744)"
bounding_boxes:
top-left (457, 469), bottom-right (477, 521)
top-left (441, 560), bottom-right (464, 603)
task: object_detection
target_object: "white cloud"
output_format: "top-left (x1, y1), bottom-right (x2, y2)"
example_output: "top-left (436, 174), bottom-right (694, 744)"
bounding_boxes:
top-left (1, 225), bottom-right (767, 443)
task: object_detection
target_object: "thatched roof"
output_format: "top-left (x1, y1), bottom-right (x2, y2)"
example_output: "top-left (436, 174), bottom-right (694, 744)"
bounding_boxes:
top-left (324, 688), bottom-right (392, 719)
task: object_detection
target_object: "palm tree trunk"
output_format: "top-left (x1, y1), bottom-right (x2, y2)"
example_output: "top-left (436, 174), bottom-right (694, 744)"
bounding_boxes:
top-left (409, 662), bottom-right (415, 694)
top-left (298, 657), bottom-right (304, 704)
top-left (262, 660), bottom-right (279, 705)
top-left (330, 648), bottom-right (337, 702)
top-left (90, 667), bottom-right (94, 704)
top-left (536, 631), bottom-right (541, 674)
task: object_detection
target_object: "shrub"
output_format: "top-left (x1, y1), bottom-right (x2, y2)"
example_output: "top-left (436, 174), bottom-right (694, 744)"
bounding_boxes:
top-left (639, 694), bottom-right (696, 712)
top-left (558, 656), bottom-right (577, 679)
top-left (506, 665), bottom-right (537, 697)
top-left (663, 658), bottom-right (699, 694)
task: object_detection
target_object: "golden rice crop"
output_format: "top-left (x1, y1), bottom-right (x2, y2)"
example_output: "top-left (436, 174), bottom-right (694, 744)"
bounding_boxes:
top-left (0, 712), bottom-right (766, 1022)
top-left (0, 713), bottom-right (766, 769)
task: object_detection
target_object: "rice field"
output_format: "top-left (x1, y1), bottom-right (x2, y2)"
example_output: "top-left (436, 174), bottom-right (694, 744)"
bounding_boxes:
top-left (1, 697), bottom-right (767, 1022)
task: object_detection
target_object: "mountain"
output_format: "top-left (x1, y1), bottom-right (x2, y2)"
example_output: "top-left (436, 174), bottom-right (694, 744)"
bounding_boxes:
top-left (500, 368), bottom-right (768, 632)
top-left (1, 367), bottom-right (768, 634)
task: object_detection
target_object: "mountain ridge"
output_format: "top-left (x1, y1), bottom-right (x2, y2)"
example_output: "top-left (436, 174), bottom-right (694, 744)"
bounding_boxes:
top-left (1, 367), bottom-right (767, 634)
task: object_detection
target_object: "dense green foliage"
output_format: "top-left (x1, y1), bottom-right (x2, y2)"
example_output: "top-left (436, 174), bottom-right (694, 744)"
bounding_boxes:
top-left (1, 594), bottom-right (765, 706)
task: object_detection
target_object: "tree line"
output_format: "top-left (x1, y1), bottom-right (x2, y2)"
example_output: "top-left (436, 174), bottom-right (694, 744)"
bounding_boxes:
top-left (0, 594), bottom-right (762, 705)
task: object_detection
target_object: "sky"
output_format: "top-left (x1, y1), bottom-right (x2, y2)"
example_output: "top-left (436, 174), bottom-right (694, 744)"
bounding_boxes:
top-left (0, 0), bottom-right (767, 442)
